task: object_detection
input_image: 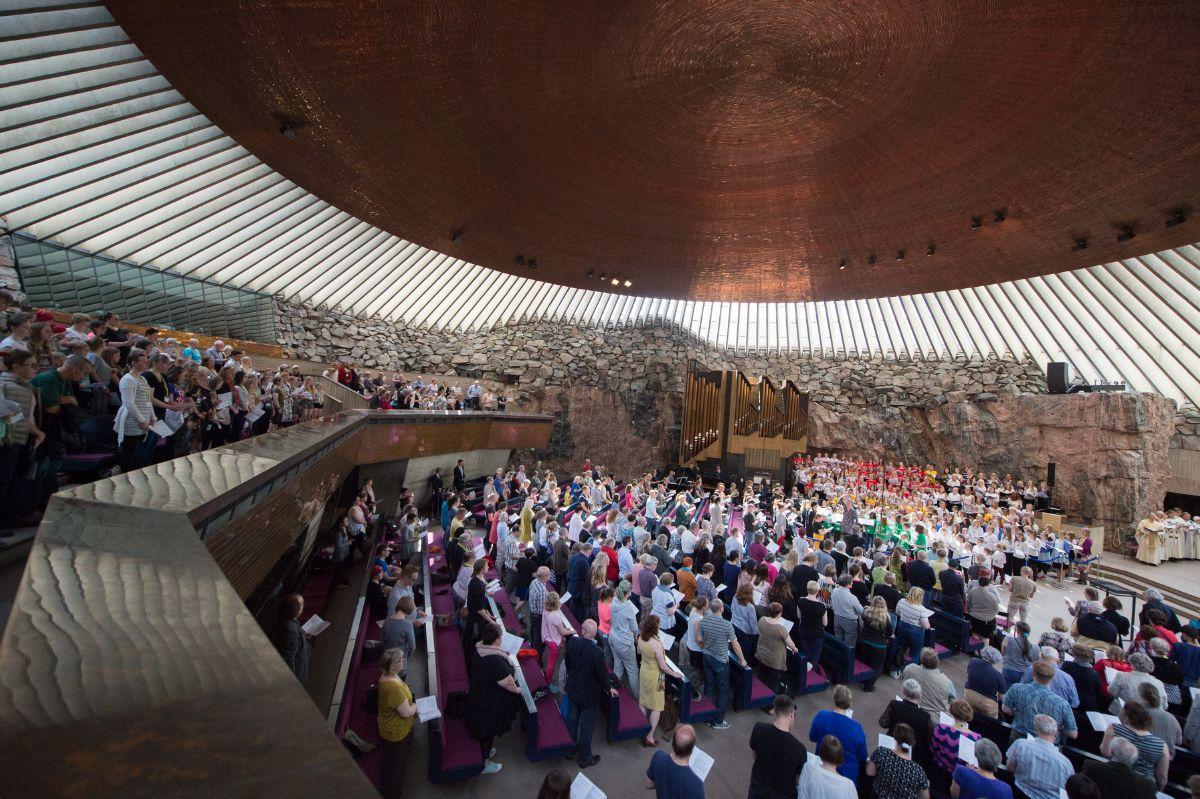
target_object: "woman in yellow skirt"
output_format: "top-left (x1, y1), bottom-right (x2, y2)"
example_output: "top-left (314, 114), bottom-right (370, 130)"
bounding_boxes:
top-left (637, 614), bottom-right (683, 747)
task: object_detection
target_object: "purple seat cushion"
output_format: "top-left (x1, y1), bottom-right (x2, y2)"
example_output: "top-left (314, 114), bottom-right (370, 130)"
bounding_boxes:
top-left (996, 617), bottom-right (1012, 629)
top-left (968, 634), bottom-right (986, 647)
top-left (440, 718), bottom-right (485, 769)
top-left (690, 693), bottom-right (717, 712)
top-left (749, 677), bottom-right (774, 700)
top-left (439, 653), bottom-right (469, 684)
top-left (935, 643), bottom-right (952, 657)
top-left (852, 659), bottom-right (875, 677)
top-left (805, 669), bottom-right (829, 689)
top-left (534, 698), bottom-right (574, 748)
top-left (616, 690), bottom-right (650, 732)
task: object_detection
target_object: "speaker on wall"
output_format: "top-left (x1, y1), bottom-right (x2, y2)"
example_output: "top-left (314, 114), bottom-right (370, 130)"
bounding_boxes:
top-left (1047, 462), bottom-right (1056, 486)
top-left (1047, 362), bottom-right (1069, 394)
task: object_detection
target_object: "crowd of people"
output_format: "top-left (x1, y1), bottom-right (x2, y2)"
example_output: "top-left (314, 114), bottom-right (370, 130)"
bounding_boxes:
top-left (426, 454), bottom-right (1200, 799)
top-left (1134, 510), bottom-right (1200, 566)
top-left (0, 299), bottom-right (330, 531)
top-left (328, 363), bottom-right (507, 411)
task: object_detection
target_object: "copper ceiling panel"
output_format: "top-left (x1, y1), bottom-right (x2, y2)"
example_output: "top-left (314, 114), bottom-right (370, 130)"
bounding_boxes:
top-left (104, 0), bottom-right (1200, 302)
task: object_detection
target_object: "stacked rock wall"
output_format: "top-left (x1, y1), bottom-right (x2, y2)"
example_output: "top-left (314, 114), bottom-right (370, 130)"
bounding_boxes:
top-left (275, 300), bottom-right (1173, 530)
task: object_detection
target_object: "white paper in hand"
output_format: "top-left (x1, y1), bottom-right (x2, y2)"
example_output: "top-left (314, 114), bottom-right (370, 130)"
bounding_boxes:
top-left (1085, 711), bottom-right (1119, 731)
top-left (939, 711), bottom-right (954, 727)
top-left (501, 631), bottom-right (524, 656)
top-left (558, 591), bottom-right (572, 605)
top-left (1105, 666), bottom-right (1118, 687)
top-left (570, 772), bottom-right (606, 799)
top-left (149, 419), bottom-right (174, 437)
top-left (766, 541), bottom-right (779, 555)
top-left (671, 589), bottom-right (685, 606)
top-left (777, 618), bottom-right (795, 635)
top-left (878, 733), bottom-right (897, 751)
top-left (958, 735), bottom-right (977, 766)
top-left (245, 407), bottom-right (265, 423)
top-left (216, 392), bottom-right (232, 410)
top-left (301, 615), bottom-right (330, 636)
top-left (688, 746), bottom-right (714, 782)
top-left (416, 695), bottom-right (441, 722)
top-left (658, 630), bottom-right (676, 651)
top-left (473, 544), bottom-right (486, 560)
top-left (715, 584), bottom-right (727, 594)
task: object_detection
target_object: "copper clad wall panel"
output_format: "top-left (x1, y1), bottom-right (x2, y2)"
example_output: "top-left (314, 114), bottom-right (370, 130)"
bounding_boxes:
top-left (104, 1), bottom-right (1200, 302)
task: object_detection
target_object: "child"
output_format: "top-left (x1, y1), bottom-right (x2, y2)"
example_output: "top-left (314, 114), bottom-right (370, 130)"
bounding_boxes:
top-left (991, 543), bottom-right (1007, 585)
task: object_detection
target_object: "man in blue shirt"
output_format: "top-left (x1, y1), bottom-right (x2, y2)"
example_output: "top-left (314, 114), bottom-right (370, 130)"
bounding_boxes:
top-left (646, 724), bottom-right (705, 798)
top-left (1002, 661), bottom-right (1078, 743)
top-left (1019, 647), bottom-right (1080, 708)
top-left (808, 685), bottom-right (868, 782)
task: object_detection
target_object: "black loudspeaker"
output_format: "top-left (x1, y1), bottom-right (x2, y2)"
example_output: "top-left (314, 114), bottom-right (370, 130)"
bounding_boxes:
top-left (1047, 462), bottom-right (1056, 487)
top-left (1047, 362), bottom-right (1069, 394)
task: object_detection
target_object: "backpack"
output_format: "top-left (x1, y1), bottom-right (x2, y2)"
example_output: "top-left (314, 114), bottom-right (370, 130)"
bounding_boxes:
top-left (364, 684), bottom-right (379, 715)
top-left (446, 691), bottom-right (469, 719)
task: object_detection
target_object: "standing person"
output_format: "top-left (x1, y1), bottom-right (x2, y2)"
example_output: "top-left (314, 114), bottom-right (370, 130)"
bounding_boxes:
top-left (796, 580), bottom-right (829, 673)
top-left (864, 723), bottom-right (930, 799)
top-left (428, 467), bottom-right (444, 515)
top-left (644, 724), bottom-right (705, 799)
top-left (563, 619), bottom-right (617, 769)
top-left (272, 593), bottom-right (311, 685)
top-left (859, 596), bottom-right (894, 691)
top-left (608, 581), bottom-right (641, 699)
top-left (808, 685), bottom-right (868, 783)
top-left (376, 648), bottom-right (416, 799)
top-left (893, 587), bottom-right (933, 674)
top-left (466, 623), bottom-right (523, 775)
top-left (748, 694), bottom-right (807, 799)
top-left (831, 573), bottom-right (863, 652)
top-left (540, 592), bottom-right (575, 691)
top-left (798, 736), bottom-right (859, 799)
top-left (0, 350), bottom-right (46, 528)
top-left (114, 348), bottom-right (153, 472)
top-left (100, 311), bottom-right (133, 365)
top-left (1099, 700), bottom-right (1169, 790)
top-left (638, 614), bottom-right (685, 747)
top-left (755, 602), bottom-right (797, 694)
top-left (1007, 566), bottom-right (1037, 624)
top-left (695, 598), bottom-right (747, 731)
top-left (453, 458), bottom-right (466, 492)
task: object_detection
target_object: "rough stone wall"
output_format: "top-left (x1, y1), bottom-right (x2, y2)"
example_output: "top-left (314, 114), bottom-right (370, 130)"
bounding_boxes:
top-left (0, 227), bottom-right (27, 301)
top-left (275, 300), bottom-right (1173, 528)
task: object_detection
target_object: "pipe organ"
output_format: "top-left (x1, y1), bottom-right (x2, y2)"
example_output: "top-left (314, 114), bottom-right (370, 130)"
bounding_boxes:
top-left (678, 365), bottom-right (809, 477)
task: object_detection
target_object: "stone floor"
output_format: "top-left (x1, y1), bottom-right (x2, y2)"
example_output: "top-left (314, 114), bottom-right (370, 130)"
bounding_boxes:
top-left (397, 566), bottom-right (1096, 798)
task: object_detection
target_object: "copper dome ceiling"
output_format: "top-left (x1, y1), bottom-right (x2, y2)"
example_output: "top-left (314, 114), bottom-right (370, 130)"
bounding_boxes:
top-left (104, 0), bottom-right (1200, 302)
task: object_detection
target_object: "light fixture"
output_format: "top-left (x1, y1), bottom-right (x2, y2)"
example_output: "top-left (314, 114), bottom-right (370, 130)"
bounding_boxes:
top-left (1116, 224), bottom-right (1135, 243)
top-left (623, 280), bottom-right (632, 287)
top-left (611, 278), bottom-right (619, 286)
top-left (451, 228), bottom-right (463, 245)
top-left (599, 272), bottom-right (606, 280)
top-left (586, 269), bottom-right (595, 277)
top-left (895, 249), bottom-right (905, 261)
top-left (1166, 209), bottom-right (1188, 229)
top-left (515, 254), bottom-right (525, 265)
top-left (867, 253), bottom-right (876, 266)
top-left (970, 216), bottom-right (982, 229)
top-left (838, 259), bottom-right (847, 270)
top-left (926, 243), bottom-right (936, 256)
top-left (1071, 237), bottom-right (1088, 252)
top-left (528, 258), bottom-right (537, 270)
top-left (993, 209), bottom-right (1006, 223)
top-left (279, 124), bottom-right (297, 139)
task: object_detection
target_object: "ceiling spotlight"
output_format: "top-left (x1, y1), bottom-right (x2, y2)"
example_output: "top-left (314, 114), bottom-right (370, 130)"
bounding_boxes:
top-left (993, 209), bottom-right (1006, 223)
top-left (623, 280), bottom-right (632, 287)
top-left (1115, 224), bottom-right (1136, 243)
top-left (279, 124), bottom-right (297, 139)
top-left (610, 278), bottom-right (619, 286)
top-left (528, 258), bottom-right (537, 270)
top-left (867, 253), bottom-right (876, 266)
top-left (515, 254), bottom-right (525, 265)
top-left (895, 249), bottom-right (905, 261)
top-left (599, 272), bottom-right (607, 280)
top-left (926, 243), bottom-right (936, 256)
top-left (1166, 209), bottom-right (1188, 229)
top-left (1071, 237), bottom-right (1088, 252)
top-left (451, 228), bottom-right (463, 245)
top-left (970, 216), bottom-right (982, 230)
top-left (838, 259), bottom-right (847, 270)
top-left (586, 269), bottom-right (595, 277)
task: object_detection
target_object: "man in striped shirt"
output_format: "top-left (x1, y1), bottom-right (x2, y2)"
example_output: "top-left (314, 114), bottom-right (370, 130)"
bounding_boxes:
top-left (695, 599), bottom-right (747, 730)
top-left (1005, 714), bottom-right (1073, 799)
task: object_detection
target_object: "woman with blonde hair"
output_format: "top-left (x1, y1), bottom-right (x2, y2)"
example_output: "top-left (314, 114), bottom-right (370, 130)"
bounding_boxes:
top-left (893, 587), bottom-right (933, 675)
top-left (860, 596), bottom-right (893, 691)
top-left (540, 592), bottom-right (575, 689)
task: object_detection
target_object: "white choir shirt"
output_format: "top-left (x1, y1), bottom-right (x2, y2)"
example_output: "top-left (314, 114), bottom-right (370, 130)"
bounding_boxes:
top-left (568, 512), bottom-right (584, 542)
